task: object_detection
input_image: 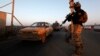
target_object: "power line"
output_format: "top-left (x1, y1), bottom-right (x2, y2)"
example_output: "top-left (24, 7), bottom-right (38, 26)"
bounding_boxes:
top-left (0, 2), bottom-right (12, 9)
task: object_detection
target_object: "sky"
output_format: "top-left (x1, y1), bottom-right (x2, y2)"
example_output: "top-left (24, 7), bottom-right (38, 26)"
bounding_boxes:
top-left (0, 0), bottom-right (100, 26)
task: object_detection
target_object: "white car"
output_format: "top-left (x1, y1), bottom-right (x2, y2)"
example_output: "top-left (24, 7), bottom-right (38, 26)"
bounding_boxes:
top-left (18, 22), bottom-right (53, 43)
top-left (84, 26), bottom-right (92, 30)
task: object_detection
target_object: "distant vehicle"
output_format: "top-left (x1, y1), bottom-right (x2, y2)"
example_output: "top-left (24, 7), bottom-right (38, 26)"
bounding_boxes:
top-left (18, 22), bottom-right (53, 43)
top-left (93, 25), bottom-right (100, 32)
top-left (52, 21), bottom-right (61, 31)
top-left (84, 26), bottom-right (92, 30)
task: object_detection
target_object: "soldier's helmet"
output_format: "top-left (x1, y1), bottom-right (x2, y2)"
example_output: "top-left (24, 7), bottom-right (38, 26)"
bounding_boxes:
top-left (74, 2), bottom-right (81, 8)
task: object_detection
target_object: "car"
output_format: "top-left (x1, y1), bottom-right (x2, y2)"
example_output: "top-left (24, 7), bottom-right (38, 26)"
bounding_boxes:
top-left (18, 22), bottom-right (53, 43)
top-left (84, 26), bottom-right (92, 30)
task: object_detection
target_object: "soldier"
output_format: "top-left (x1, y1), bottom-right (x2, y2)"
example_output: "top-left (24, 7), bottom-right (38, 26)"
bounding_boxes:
top-left (62, 2), bottom-right (88, 56)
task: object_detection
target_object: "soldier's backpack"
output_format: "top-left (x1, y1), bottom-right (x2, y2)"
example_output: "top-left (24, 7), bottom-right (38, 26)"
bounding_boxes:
top-left (78, 9), bottom-right (88, 23)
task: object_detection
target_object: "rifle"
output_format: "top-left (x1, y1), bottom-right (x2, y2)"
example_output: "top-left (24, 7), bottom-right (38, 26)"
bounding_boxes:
top-left (61, 0), bottom-right (75, 26)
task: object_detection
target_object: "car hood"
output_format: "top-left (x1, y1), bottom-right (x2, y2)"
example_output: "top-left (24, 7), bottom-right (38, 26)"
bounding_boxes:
top-left (20, 27), bottom-right (45, 32)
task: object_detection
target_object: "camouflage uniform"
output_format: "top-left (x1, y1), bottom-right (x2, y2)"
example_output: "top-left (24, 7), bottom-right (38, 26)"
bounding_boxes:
top-left (70, 23), bottom-right (83, 56)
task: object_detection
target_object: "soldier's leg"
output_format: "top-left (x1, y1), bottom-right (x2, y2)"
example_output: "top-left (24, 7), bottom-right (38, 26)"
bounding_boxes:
top-left (66, 24), bottom-right (73, 43)
top-left (73, 33), bottom-right (83, 55)
top-left (72, 24), bottom-right (83, 56)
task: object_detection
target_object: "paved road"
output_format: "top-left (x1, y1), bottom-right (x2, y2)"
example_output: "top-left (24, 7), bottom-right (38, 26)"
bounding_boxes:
top-left (0, 30), bottom-right (100, 56)
top-left (82, 30), bottom-right (100, 56)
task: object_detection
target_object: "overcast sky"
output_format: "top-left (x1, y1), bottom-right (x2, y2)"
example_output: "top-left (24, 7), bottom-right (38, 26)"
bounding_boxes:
top-left (0, 0), bottom-right (100, 26)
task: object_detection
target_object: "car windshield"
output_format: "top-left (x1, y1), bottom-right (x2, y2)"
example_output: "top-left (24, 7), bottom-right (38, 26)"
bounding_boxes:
top-left (31, 22), bottom-right (50, 27)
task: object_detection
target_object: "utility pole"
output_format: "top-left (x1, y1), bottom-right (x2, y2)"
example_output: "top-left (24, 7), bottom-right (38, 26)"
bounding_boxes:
top-left (69, 0), bottom-right (74, 14)
top-left (11, 0), bottom-right (15, 31)
top-left (69, 0), bottom-right (74, 35)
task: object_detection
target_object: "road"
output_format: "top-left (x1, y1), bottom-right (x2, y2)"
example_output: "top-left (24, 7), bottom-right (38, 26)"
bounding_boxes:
top-left (0, 30), bottom-right (100, 56)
